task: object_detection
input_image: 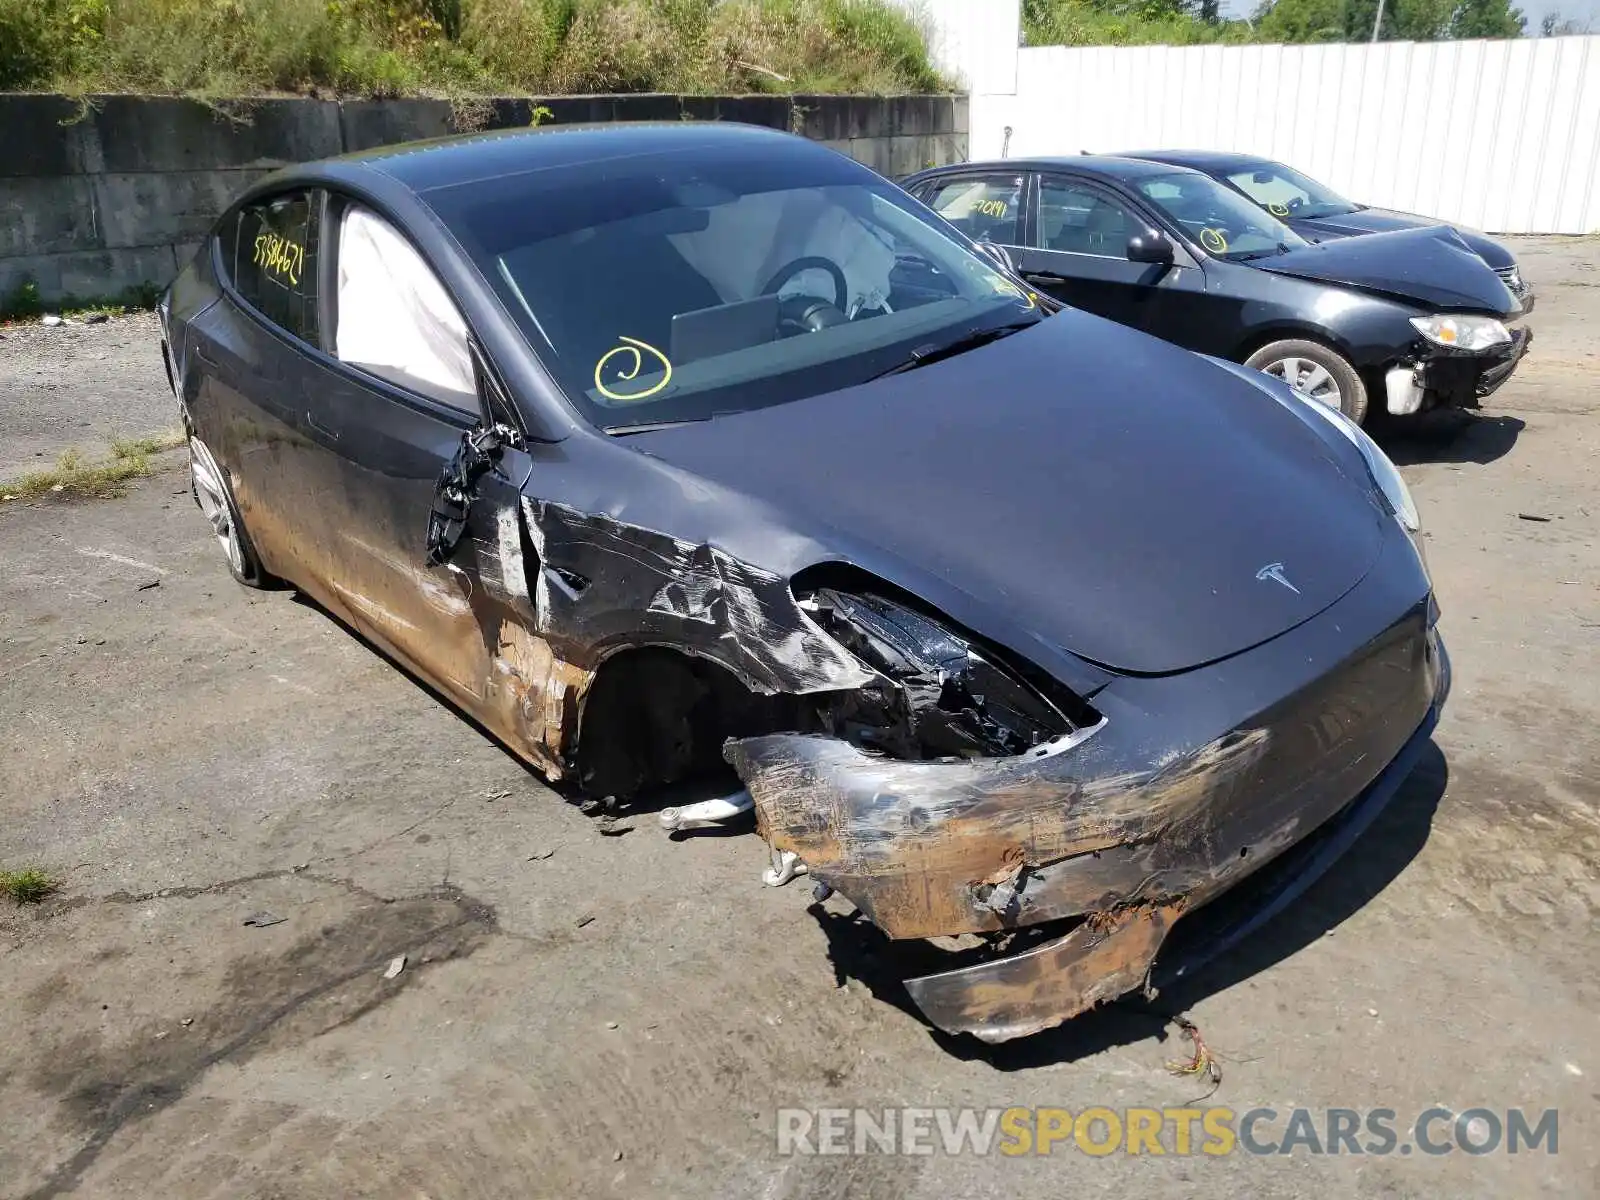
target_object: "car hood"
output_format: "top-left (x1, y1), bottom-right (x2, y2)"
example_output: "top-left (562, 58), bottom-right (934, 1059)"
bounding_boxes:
top-left (1252, 226), bottom-right (1518, 314)
top-left (626, 312), bottom-right (1386, 676)
top-left (1292, 208), bottom-right (1514, 270)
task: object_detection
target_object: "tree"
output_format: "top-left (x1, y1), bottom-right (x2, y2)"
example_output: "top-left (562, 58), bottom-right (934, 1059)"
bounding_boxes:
top-left (1449, 0), bottom-right (1526, 37)
top-left (1252, 0), bottom-right (1522, 42)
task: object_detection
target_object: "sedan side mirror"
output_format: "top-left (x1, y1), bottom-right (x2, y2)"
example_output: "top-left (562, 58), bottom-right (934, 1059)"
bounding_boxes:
top-left (977, 241), bottom-right (1016, 273)
top-left (1126, 231), bottom-right (1174, 265)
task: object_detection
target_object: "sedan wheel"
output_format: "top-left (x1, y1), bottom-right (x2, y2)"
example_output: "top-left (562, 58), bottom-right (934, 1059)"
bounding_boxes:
top-left (188, 435), bottom-right (274, 587)
top-left (1263, 356), bottom-right (1341, 409)
top-left (1244, 338), bottom-right (1370, 425)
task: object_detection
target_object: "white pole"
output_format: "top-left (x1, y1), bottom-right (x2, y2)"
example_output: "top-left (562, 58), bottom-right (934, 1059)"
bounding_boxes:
top-left (1371, 0), bottom-right (1387, 41)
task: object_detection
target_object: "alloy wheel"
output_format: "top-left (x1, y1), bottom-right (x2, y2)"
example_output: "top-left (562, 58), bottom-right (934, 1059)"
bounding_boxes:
top-left (189, 438), bottom-right (245, 576)
top-left (1263, 356), bottom-right (1343, 409)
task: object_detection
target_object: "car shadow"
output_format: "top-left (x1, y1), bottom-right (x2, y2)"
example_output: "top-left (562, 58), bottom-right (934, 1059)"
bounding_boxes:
top-left (1375, 410), bottom-right (1524, 466)
top-left (809, 741), bottom-right (1448, 1069)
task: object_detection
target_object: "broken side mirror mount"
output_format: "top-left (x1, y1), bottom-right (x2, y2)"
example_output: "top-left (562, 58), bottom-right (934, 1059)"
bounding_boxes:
top-left (426, 339), bottom-right (528, 567)
top-left (1126, 230), bottom-right (1175, 265)
top-left (426, 422), bottom-right (521, 568)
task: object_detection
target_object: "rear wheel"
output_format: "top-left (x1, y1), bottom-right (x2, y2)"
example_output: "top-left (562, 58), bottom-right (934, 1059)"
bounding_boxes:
top-left (188, 435), bottom-right (274, 588)
top-left (1245, 338), bottom-right (1369, 425)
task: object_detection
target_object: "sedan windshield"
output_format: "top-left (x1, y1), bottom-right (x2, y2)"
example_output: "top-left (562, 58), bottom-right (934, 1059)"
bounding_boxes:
top-left (1132, 172), bottom-right (1309, 261)
top-left (1224, 162), bottom-right (1361, 221)
top-left (422, 144), bottom-right (1041, 430)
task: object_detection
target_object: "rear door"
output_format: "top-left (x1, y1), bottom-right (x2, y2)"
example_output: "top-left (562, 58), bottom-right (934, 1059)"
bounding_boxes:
top-left (189, 188), bottom-right (328, 578)
top-left (911, 171), bottom-right (1027, 258)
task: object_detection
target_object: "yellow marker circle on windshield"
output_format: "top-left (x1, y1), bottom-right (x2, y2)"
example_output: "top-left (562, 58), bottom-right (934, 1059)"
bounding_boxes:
top-left (1267, 201), bottom-right (1290, 217)
top-left (1200, 227), bottom-right (1229, 255)
top-left (595, 336), bottom-right (673, 403)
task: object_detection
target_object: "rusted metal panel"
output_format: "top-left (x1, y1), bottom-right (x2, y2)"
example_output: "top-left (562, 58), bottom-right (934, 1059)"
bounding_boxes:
top-left (728, 608), bottom-right (1438, 944)
top-left (727, 726), bottom-right (1270, 940)
top-left (904, 902), bottom-right (1184, 1043)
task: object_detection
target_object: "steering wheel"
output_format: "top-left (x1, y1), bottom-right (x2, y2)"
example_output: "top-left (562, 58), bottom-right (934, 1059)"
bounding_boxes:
top-left (760, 256), bottom-right (849, 313)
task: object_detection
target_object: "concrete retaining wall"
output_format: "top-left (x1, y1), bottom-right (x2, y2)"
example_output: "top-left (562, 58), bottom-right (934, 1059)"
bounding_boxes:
top-left (1, 92), bottom-right (968, 306)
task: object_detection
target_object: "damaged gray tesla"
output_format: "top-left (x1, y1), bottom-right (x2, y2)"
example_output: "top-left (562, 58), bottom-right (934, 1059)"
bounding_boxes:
top-left (160, 122), bottom-right (1448, 1043)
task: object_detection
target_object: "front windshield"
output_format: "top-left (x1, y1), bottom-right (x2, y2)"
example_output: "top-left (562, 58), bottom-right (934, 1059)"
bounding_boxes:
top-left (423, 145), bottom-right (1040, 430)
top-left (1132, 171), bottom-right (1309, 261)
top-left (1224, 162), bottom-right (1360, 221)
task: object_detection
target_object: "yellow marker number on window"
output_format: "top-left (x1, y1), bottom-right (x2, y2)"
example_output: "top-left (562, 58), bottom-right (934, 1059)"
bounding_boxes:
top-left (1200, 227), bottom-right (1229, 255)
top-left (253, 232), bottom-right (305, 286)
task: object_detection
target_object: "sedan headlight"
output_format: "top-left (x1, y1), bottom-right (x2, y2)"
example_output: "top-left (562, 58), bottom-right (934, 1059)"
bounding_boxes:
top-left (1293, 395), bottom-right (1420, 532)
top-left (1410, 314), bottom-right (1511, 351)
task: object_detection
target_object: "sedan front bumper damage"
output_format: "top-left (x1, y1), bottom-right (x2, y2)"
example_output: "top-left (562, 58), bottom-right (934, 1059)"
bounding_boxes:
top-left (727, 604), bottom-right (1446, 1042)
top-left (1387, 325), bottom-right (1533, 414)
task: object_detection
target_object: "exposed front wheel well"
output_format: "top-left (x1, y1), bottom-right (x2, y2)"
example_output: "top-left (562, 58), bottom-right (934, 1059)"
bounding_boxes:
top-left (574, 647), bottom-right (813, 802)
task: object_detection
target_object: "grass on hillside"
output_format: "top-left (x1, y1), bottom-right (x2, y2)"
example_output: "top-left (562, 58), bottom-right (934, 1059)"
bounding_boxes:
top-left (0, 0), bottom-right (948, 98)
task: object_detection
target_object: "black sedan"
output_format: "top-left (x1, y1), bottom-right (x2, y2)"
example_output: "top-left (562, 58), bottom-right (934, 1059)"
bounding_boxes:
top-left (161, 123), bottom-right (1448, 1042)
top-left (903, 155), bottom-right (1530, 424)
top-left (1122, 149), bottom-right (1533, 310)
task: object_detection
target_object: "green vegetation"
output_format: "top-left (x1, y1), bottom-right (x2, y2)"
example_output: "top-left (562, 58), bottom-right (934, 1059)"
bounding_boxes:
top-left (0, 0), bottom-right (947, 97)
top-left (110, 429), bottom-right (188, 459)
top-left (0, 279), bottom-right (164, 323)
top-left (0, 867), bottom-right (61, 905)
top-left (0, 429), bottom-right (185, 503)
top-left (0, 279), bottom-right (44, 320)
top-left (1021, 0), bottom-right (1527, 47)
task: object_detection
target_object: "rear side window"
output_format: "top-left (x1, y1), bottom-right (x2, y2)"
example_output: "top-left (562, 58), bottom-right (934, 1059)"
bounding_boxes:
top-left (227, 192), bottom-right (321, 345)
top-left (919, 174), bottom-right (1023, 246)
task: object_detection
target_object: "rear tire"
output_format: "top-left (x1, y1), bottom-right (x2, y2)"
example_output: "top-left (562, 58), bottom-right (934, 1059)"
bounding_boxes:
top-left (1245, 338), bottom-right (1369, 425)
top-left (188, 435), bottom-right (275, 588)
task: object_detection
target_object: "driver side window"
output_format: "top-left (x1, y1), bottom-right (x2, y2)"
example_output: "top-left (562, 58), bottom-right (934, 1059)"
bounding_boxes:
top-left (1036, 179), bottom-right (1135, 258)
top-left (334, 203), bottom-right (477, 412)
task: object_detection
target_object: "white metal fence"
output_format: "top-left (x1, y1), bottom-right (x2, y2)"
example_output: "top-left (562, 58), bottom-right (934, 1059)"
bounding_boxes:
top-left (901, 2), bottom-right (1600, 234)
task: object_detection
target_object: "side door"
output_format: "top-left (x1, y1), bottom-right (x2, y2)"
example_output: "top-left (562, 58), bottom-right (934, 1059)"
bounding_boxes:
top-left (1024, 174), bottom-right (1218, 346)
top-left (187, 188), bottom-right (341, 581)
top-left (298, 195), bottom-right (546, 741)
top-left (1017, 175), bottom-right (1167, 328)
top-left (909, 171), bottom-right (1027, 259)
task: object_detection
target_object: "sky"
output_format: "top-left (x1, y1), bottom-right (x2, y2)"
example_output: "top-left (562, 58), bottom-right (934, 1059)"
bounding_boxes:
top-left (1218, 0), bottom-right (1599, 31)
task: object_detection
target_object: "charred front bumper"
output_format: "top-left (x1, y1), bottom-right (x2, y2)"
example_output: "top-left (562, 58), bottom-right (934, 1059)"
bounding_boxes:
top-left (728, 543), bottom-right (1445, 1042)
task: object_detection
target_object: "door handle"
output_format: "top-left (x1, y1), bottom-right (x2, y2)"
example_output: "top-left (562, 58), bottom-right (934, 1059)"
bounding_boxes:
top-left (1024, 271), bottom-right (1070, 285)
top-left (304, 411), bottom-right (340, 441)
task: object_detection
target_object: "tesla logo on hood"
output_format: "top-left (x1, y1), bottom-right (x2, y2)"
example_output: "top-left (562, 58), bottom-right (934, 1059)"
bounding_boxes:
top-left (1256, 562), bottom-right (1301, 595)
